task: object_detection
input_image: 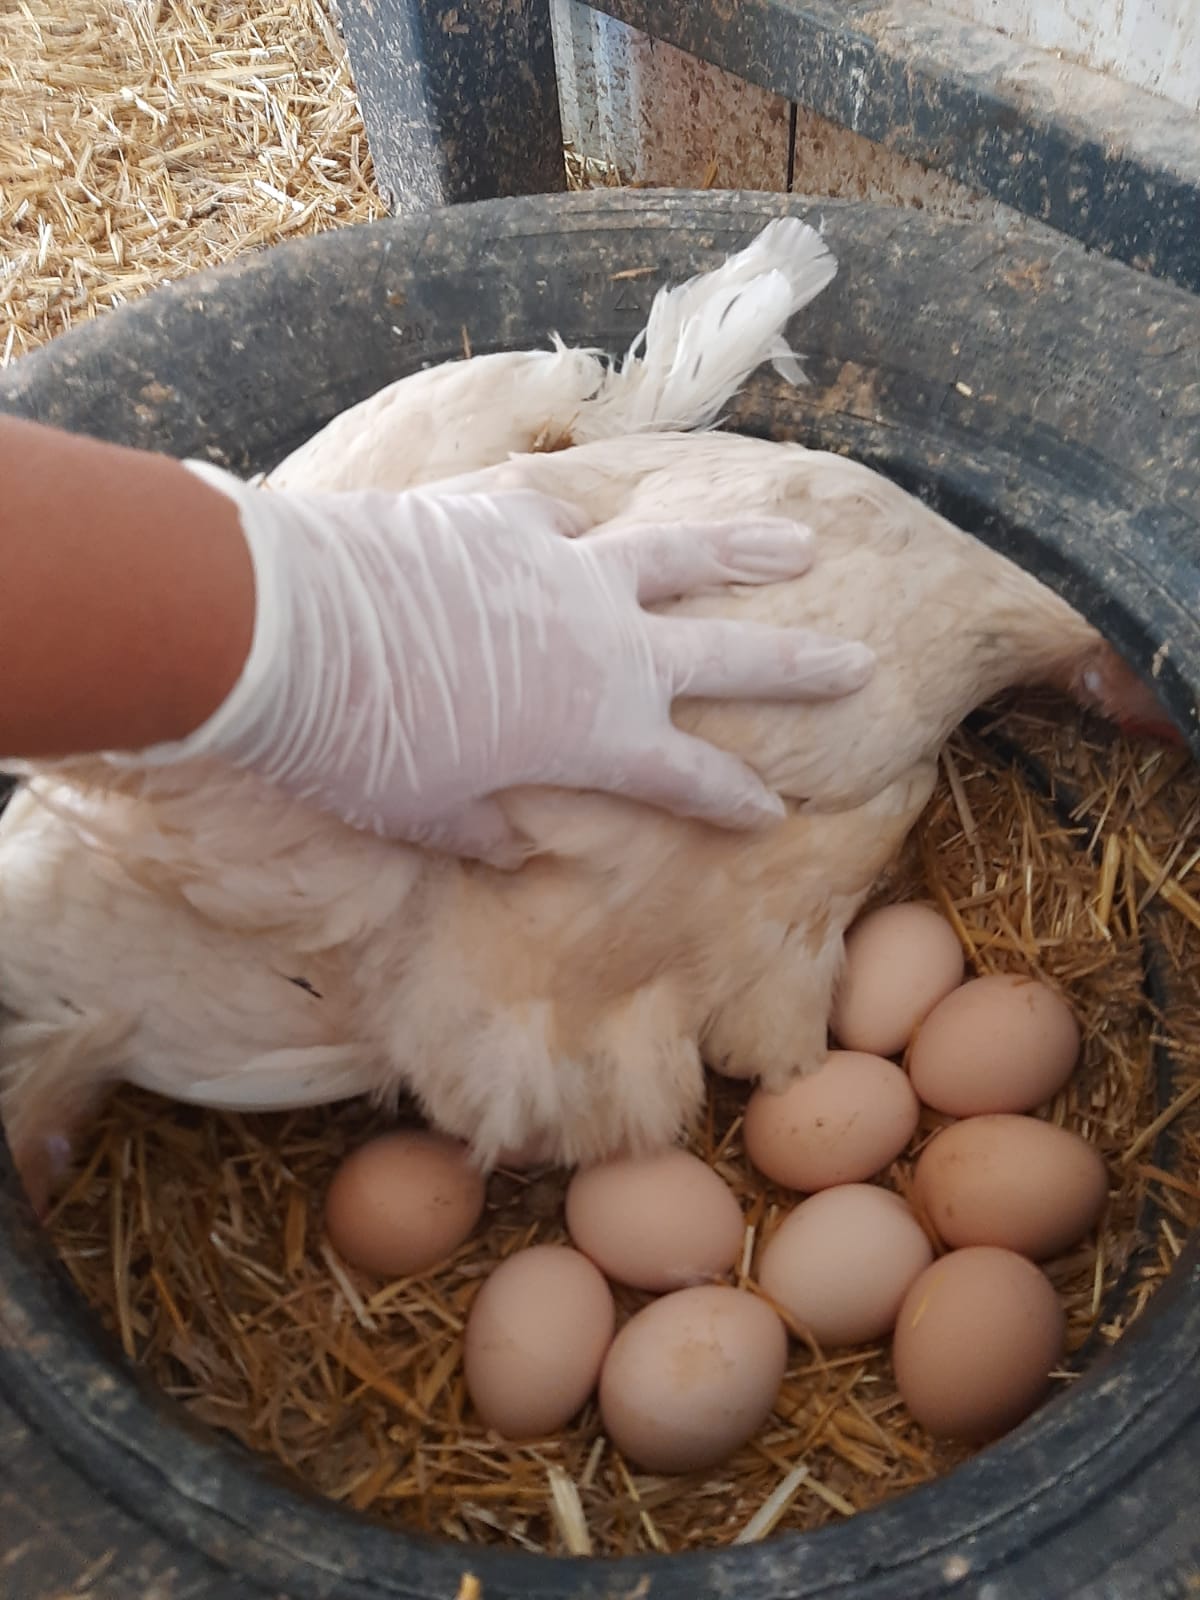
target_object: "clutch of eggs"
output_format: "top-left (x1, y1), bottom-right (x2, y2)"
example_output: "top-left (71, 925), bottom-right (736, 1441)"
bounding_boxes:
top-left (317, 898), bottom-right (1102, 1471)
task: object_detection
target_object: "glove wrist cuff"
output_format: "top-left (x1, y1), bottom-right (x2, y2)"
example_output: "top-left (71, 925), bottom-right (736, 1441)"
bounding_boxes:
top-left (104, 461), bottom-right (292, 771)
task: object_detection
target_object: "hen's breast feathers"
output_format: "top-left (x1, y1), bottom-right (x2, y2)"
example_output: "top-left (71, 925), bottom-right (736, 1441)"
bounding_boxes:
top-left (4, 217), bottom-right (1114, 1191)
top-left (2, 428), bottom-right (1091, 1025)
top-left (0, 788), bottom-right (367, 1071)
top-left (470, 432), bottom-right (1097, 819)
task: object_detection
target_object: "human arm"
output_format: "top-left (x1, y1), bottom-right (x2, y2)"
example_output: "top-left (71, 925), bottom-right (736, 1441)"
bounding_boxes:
top-left (0, 417), bottom-right (874, 864)
top-left (0, 415), bottom-right (254, 758)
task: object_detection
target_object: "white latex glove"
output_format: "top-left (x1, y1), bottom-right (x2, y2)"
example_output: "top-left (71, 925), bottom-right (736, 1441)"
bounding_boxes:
top-left (131, 463), bottom-right (873, 866)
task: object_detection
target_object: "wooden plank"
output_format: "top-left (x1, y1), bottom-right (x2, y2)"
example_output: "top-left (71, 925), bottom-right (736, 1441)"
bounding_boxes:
top-left (554, 2), bottom-right (792, 188)
top-left (556, 2), bottom-right (1015, 222)
top-left (590, 0), bottom-right (1200, 292)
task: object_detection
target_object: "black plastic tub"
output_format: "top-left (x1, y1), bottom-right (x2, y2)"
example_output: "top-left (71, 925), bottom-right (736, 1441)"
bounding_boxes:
top-left (2, 190), bottom-right (1200, 1600)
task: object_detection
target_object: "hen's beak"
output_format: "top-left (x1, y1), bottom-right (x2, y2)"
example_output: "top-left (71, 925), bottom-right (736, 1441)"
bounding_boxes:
top-left (1117, 714), bottom-right (1186, 747)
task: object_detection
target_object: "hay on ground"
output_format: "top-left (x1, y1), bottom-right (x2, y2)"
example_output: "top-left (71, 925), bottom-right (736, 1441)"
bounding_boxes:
top-left (1, 0), bottom-right (385, 367)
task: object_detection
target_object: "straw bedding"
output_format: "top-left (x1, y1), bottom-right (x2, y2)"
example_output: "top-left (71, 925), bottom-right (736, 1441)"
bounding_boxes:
top-left (37, 697), bottom-right (1200, 1552)
top-left (6, 0), bottom-right (1200, 1562)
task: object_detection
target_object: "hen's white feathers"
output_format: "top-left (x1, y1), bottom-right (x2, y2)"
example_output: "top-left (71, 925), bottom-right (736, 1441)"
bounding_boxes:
top-left (0, 219), bottom-right (1105, 1208)
top-left (575, 217), bottom-right (835, 437)
top-left (267, 216), bottom-right (832, 493)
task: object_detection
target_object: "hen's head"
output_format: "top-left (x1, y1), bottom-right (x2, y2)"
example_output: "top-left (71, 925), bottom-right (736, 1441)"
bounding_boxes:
top-left (1068, 644), bottom-right (1184, 745)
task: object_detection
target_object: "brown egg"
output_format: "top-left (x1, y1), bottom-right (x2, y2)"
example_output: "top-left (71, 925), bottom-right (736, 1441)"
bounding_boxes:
top-left (832, 902), bottom-right (965, 1056)
top-left (743, 1051), bottom-right (919, 1191)
top-left (324, 1130), bottom-right (485, 1276)
top-left (908, 974), bottom-right (1081, 1116)
top-left (599, 1285), bottom-right (787, 1473)
top-left (565, 1150), bottom-right (744, 1291)
top-left (893, 1247), bottom-right (1066, 1440)
top-left (758, 1185), bottom-right (933, 1346)
top-left (913, 1114), bottom-right (1108, 1260)
top-left (464, 1245), bottom-right (615, 1439)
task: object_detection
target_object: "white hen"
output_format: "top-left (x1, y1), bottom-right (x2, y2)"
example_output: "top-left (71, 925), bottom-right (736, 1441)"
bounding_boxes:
top-left (0, 219), bottom-right (1165, 1213)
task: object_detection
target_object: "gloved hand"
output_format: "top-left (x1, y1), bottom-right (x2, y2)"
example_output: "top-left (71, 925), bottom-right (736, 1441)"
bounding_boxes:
top-left (130, 464), bottom-right (873, 866)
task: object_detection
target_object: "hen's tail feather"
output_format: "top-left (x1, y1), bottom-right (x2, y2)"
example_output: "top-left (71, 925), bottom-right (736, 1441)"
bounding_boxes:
top-left (263, 218), bottom-right (834, 493)
top-left (574, 216), bottom-right (835, 442)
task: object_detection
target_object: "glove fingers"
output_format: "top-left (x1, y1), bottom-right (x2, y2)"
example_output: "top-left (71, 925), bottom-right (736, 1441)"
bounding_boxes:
top-left (613, 732), bottom-right (787, 830)
top-left (591, 517), bottom-right (817, 603)
top-left (651, 616), bottom-right (874, 700)
top-left (416, 798), bottom-right (531, 870)
top-left (483, 485), bottom-right (594, 539)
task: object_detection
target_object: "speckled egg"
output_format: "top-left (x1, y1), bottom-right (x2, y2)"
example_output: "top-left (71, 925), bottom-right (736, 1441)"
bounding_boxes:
top-left (912, 1114), bottom-right (1108, 1260)
top-left (599, 1286), bottom-right (787, 1473)
top-left (744, 1051), bottom-right (920, 1191)
top-left (832, 902), bottom-right (965, 1056)
top-left (908, 974), bottom-right (1081, 1116)
top-left (566, 1150), bottom-right (744, 1291)
top-left (324, 1130), bottom-right (486, 1277)
top-left (758, 1185), bottom-right (933, 1346)
top-left (465, 1245), bottom-right (616, 1439)
top-left (892, 1247), bottom-right (1066, 1440)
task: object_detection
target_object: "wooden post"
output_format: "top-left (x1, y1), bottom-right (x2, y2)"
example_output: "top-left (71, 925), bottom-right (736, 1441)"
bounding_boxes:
top-left (337, 0), bottom-right (568, 212)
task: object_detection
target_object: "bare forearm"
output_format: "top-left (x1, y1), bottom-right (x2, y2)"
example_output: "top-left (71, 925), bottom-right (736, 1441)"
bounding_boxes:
top-left (0, 417), bottom-right (254, 759)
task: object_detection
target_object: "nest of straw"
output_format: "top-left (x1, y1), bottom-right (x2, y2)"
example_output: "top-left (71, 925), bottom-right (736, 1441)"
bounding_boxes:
top-left (8, 0), bottom-right (1200, 1562)
top-left (41, 696), bottom-right (1200, 1555)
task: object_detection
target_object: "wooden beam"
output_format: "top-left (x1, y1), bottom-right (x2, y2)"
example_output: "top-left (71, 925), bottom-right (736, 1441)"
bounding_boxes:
top-left (338, 0), bottom-right (568, 212)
